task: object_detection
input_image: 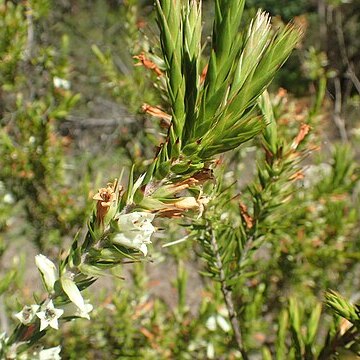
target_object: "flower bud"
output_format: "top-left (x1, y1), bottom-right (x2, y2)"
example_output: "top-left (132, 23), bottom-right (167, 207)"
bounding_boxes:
top-left (35, 255), bottom-right (58, 293)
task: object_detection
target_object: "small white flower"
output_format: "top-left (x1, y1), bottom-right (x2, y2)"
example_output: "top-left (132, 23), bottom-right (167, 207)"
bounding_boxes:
top-left (36, 300), bottom-right (64, 331)
top-left (53, 76), bottom-right (70, 90)
top-left (3, 193), bottom-right (15, 204)
top-left (14, 304), bottom-right (40, 325)
top-left (205, 315), bottom-right (217, 331)
top-left (112, 212), bottom-right (155, 256)
top-left (205, 314), bottom-right (231, 333)
top-left (216, 314), bottom-right (231, 332)
top-left (39, 346), bottom-right (61, 360)
top-left (21, 346), bottom-right (62, 360)
top-left (62, 302), bottom-right (93, 320)
top-left (206, 342), bottom-right (215, 359)
top-left (35, 255), bottom-right (58, 293)
top-left (74, 303), bottom-right (93, 320)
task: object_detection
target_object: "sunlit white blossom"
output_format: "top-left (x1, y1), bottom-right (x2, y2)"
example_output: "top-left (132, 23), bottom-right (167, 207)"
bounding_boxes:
top-left (35, 255), bottom-right (58, 293)
top-left (14, 304), bottom-right (40, 325)
top-left (205, 314), bottom-right (231, 333)
top-left (53, 76), bottom-right (70, 90)
top-left (39, 346), bottom-right (61, 360)
top-left (112, 212), bottom-right (155, 256)
top-left (216, 314), bottom-right (231, 332)
top-left (62, 302), bottom-right (93, 320)
top-left (19, 346), bottom-right (62, 360)
top-left (36, 300), bottom-right (64, 331)
top-left (3, 193), bottom-right (15, 204)
top-left (207, 342), bottom-right (215, 359)
top-left (205, 315), bottom-right (217, 331)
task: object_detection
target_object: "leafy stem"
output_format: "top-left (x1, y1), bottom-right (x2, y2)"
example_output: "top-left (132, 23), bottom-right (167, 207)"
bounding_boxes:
top-left (209, 226), bottom-right (248, 360)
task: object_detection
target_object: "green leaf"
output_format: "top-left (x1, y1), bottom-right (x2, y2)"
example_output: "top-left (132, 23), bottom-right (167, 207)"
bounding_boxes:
top-left (262, 347), bottom-right (273, 360)
top-left (305, 303), bottom-right (322, 345)
top-left (276, 310), bottom-right (289, 360)
top-left (0, 270), bottom-right (16, 296)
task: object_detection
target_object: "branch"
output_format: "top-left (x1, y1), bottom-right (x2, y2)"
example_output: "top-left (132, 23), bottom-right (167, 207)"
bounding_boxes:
top-left (334, 8), bottom-right (360, 96)
top-left (333, 77), bottom-right (348, 142)
top-left (24, 2), bottom-right (34, 61)
top-left (209, 227), bottom-right (248, 360)
top-left (318, 326), bottom-right (360, 360)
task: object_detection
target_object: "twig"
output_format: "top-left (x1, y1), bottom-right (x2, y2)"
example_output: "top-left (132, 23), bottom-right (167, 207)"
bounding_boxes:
top-left (318, 326), bottom-right (360, 360)
top-left (334, 9), bottom-right (360, 96)
top-left (209, 227), bottom-right (248, 360)
top-left (24, 2), bottom-right (34, 61)
top-left (333, 77), bottom-right (348, 142)
top-left (60, 116), bottom-right (136, 130)
top-left (346, 66), bottom-right (360, 96)
top-left (317, 0), bottom-right (327, 52)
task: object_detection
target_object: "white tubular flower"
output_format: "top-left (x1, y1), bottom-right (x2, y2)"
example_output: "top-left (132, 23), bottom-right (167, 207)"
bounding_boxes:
top-left (112, 212), bottom-right (155, 256)
top-left (36, 300), bottom-right (64, 331)
top-left (14, 304), bottom-right (40, 325)
top-left (60, 273), bottom-right (86, 314)
top-left (35, 255), bottom-right (58, 293)
top-left (62, 302), bottom-right (93, 320)
top-left (74, 303), bottom-right (93, 320)
top-left (39, 346), bottom-right (61, 360)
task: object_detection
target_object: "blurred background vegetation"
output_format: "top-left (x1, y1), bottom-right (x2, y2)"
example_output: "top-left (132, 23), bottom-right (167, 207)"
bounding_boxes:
top-left (1, 0), bottom-right (360, 358)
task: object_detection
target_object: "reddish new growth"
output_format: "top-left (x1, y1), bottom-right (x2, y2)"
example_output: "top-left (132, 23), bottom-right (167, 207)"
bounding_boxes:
top-left (200, 64), bottom-right (208, 84)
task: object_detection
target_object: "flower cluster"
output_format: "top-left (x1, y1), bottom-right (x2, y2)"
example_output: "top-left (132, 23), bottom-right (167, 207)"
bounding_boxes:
top-left (91, 177), bottom-right (157, 258)
top-left (11, 181), bottom-right (159, 357)
top-left (15, 255), bottom-right (93, 333)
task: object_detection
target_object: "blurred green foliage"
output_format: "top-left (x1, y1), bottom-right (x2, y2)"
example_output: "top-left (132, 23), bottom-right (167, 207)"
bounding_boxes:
top-left (0, 0), bottom-right (90, 251)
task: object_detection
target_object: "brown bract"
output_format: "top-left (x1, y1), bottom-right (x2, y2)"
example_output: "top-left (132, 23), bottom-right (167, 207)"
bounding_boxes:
top-left (239, 201), bottom-right (254, 229)
top-left (93, 181), bottom-right (120, 225)
top-left (133, 53), bottom-right (163, 76)
top-left (291, 123), bottom-right (311, 150)
top-left (155, 195), bottom-right (210, 218)
top-left (142, 103), bottom-right (172, 127)
top-left (289, 170), bottom-right (305, 181)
